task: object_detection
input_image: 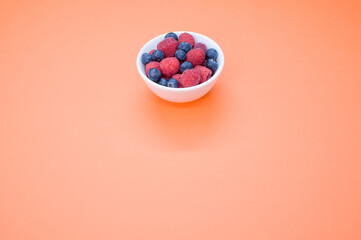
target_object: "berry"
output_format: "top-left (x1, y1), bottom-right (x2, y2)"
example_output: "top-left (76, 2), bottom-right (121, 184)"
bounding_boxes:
top-left (186, 48), bottom-right (205, 67)
top-left (180, 61), bottom-right (193, 73)
top-left (149, 49), bottom-right (155, 55)
top-left (172, 74), bottom-right (181, 81)
top-left (175, 50), bottom-right (187, 61)
top-left (206, 59), bottom-right (218, 72)
top-left (174, 75), bottom-right (183, 87)
top-left (160, 57), bottom-right (180, 77)
top-left (194, 65), bottom-right (212, 83)
top-left (151, 50), bottom-right (165, 62)
top-left (145, 61), bottom-right (161, 76)
top-left (206, 48), bottom-right (218, 60)
top-left (177, 42), bottom-right (192, 53)
top-left (194, 42), bottom-right (207, 53)
top-left (165, 32), bottom-right (178, 41)
top-left (141, 53), bottom-right (152, 65)
top-left (157, 37), bottom-right (178, 57)
top-left (178, 32), bottom-right (195, 48)
top-left (148, 68), bottom-right (162, 82)
top-left (179, 69), bottom-right (201, 87)
top-left (167, 78), bottom-right (179, 88)
top-left (158, 78), bottom-right (168, 86)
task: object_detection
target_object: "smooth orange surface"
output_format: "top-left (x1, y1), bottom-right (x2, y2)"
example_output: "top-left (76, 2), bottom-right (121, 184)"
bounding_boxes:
top-left (1, 0), bottom-right (361, 239)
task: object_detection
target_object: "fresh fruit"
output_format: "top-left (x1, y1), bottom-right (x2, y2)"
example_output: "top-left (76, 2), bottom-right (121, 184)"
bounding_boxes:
top-left (157, 37), bottom-right (178, 57)
top-left (205, 48), bottom-right (218, 60)
top-left (179, 32), bottom-right (195, 47)
top-left (177, 42), bottom-right (192, 53)
top-left (160, 57), bottom-right (180, 77)
top-left (141, 53), bottom-right (152, 65)
top-left (145, 61), bottom-right (161, 76)
top-left (179, 69), bottom-right (201, 87)
top-left (194, 42), bottom-right (207, 53)
top-left (175, 50), bottom-right (187, 61)
top-left (164, 32), bottom-right (178, 41)
top-left (151, 50), bottom-right (165, 62)
top-left (180, 61), bottom-right (193, 73)
top-left (186, 48), bottom-right (205, 67)
top-left (206, 59), bottom-right (218, 72)
top-left (148, 68), bottom-right (162, 82)
top-left (194, 65), bottom-right (212, 83)
top-left (142, 32), bottom-right (220, 88)
top-left (158, 78), bottom-right (168, 86)
top-left (167, 78), bottom-right (179, 88)
top-left (172, 74), bottom-right (181, 81)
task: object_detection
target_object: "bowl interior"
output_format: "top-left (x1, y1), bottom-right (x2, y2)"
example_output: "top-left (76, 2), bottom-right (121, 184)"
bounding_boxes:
top-left (136, 31), bottom-right (224, 91)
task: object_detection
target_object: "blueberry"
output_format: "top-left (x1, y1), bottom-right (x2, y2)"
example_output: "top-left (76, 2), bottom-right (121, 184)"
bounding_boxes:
top-left (151, 50), bottom-right (164, 62)
top-left (141, 53), bottom-right (152, 65)
top-left (206, 59), bottom-right (218, 72)
top-left (167, 78), bottom-right (179, 88)
top-left (158, 78), bottom-right (168, 86)
top-left (165, 32), bottom-right (178, 41)
top-left (175, 50), bottom-right (187, 61)
top-left (148, 68), bottom-right (161, 82)
top-left (178, 42), bottom-right (192, 53)
top-left (180, 61), bottom-right (193, 73)
top-left (205, 48), bottom-right (218, 60)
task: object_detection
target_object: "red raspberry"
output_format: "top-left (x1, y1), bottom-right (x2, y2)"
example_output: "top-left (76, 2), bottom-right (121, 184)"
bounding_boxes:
top-left (194, 66), bottom-right (212, 83)
top-left (157, 37), bottom-right (178, 57)
top-left (178, 33), bottom-right (195, 48)
top-left (160, 57), bottom-right (180, 77)
top-left (149, 49), bottom-right (155, 55)
top-left (171, 74), bottom-right (182, 87)
top-left (179, 69), bottom-right (201, 88)
top-left (172, 74), bottom-right (181, 81)
top-left (145, 61), bottom-right (161, 76)
top-left (194, 42), bottom-right (207, 53)
top-left (186, 48), bottom-right (205, 67)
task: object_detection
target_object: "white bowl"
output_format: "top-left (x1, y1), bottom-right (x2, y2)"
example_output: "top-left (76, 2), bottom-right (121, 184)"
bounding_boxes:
top-left (136, 31), bottom-right (224, 103)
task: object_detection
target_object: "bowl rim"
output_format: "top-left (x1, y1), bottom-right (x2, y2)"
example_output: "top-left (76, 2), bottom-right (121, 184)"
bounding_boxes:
top-left (136, 31), bottom-right (224, 92)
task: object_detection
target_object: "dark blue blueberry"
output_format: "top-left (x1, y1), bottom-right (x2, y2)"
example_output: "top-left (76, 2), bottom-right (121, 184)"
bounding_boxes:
top-left (179, 61), bottom-right (193, 73)
top-left (141, 53), bottom-right (152, 65)
top-left (206, 59), bottom-right (218, 72)
top-left (151, 50), bottom-right (164, 62)
top-left (205, 48), bottom-right (218, 60)
top-left (148, 68), bottom-right (161, 82)
top-left (158, 78), bottom-right (168, 86)
top-left (165, 32), bottom-right (178, 41)
top-left (167, 78), bottom-right (179, 88)
top-left (175, 50), bottom-right (187, 61)
top-left (178, 42), bottom-right (192, 53)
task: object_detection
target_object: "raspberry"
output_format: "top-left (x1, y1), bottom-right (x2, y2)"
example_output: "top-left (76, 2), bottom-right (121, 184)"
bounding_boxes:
top-left (157, 37), bottom-right (178, 57)
top-left (160, 57), bottom-right (180, 77)
top-left (172, 73), bottom-right (182, 87)
top-left (179, 69), bottom-right (201, 88)
top-left (178, 33), bottom-right (195, 48)
top-left (194, 42), bottom-right (207, 53)
top-left (172, 74), bottom-right (181, 81)
top-left (186, 48), bottom-right (205, 67)
top-left (145, 61), bottom-right (161, 76)
top-left (194, 66), bottom-right (212, 83)
top-left (149, 49), bottom-right (155, 55)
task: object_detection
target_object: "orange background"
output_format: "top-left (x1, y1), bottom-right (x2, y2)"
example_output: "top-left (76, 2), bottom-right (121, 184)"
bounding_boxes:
top-left (1, 0), bottom-right (361, 239)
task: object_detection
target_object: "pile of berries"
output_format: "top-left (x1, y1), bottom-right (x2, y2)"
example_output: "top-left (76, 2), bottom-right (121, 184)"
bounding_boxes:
top-left (141, 32), bottom-right (219, 88)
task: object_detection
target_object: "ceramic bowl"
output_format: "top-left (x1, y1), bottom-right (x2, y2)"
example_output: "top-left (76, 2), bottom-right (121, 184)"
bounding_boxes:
top-left (136, 31), bottom-right (224, 103)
